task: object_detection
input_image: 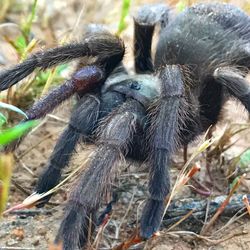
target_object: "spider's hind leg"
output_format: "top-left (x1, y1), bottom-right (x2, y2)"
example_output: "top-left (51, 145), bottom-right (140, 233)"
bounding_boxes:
top-left (55, 99), bottom-right (146, 249)
top-left (213, 66), bottom-right (250, 112)
top-left (134, 4), bottom-right (169, 73)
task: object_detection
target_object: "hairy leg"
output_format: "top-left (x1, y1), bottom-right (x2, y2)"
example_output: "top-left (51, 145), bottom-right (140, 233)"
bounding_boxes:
top-left (133, 4), bottom-right (169, 73)
top-left (35, 91), bottom-right (125, 206)
top-left (2, 66), bottom-right (104, 153)
top-left (34, 94), bottom-right (100, 205)
top-left (0, 32), bottom-right (124, 90)
top-left (213, 66), bottom-right (250, 112)
top-left (26, 66), bottom-right (104, 120)
top-left (140, 65), bottom-right (184, 238)
top-left (55, 99), bottom-right (146, 249)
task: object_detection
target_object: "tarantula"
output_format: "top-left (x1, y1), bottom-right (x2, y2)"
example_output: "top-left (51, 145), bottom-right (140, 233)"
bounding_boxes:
top-left (1, 2), bottom-right (250, 249)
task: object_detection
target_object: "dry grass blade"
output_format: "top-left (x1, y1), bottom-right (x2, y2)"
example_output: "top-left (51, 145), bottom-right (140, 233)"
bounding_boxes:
top-left (41, 68), bottom-right (57, 96)
top-left (93, 213), bottom-right (112, 249)
top-left (201, 173), bottom-right (246, 235)
top-left (3, 151), bottom-right (94, 214)
top-left (166, 230), bottom-right (247, 245)
top-left (112, 133), bottom-right (220, 250)
top-left (164, 134), bottom-right (219, 214)
top-left (166, 209), bottom-right (194, 232)
top-left (207, 123), bottom-right (250, 159)
top-left (212, 209), bottom-right (247, 236)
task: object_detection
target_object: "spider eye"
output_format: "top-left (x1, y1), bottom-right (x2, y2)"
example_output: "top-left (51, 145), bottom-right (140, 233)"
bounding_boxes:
top-left (130, 82), bottom-right (141, 90)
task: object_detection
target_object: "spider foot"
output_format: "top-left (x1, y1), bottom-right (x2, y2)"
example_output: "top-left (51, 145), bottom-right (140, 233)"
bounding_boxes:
top-left (135, 4), bottom-right (169, 27)
top-left (140, 199), bottom-right (165, 239)
top-left (35, 166), bottom-right (61, 207)
top-left (97, 192), bottom-right (118, 226)
top-left (55, 203), bottom-right (96, 250)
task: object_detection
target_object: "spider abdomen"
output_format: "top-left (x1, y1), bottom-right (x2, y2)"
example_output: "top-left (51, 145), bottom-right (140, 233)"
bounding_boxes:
top-left (155, 3), bottom-right (250, 74)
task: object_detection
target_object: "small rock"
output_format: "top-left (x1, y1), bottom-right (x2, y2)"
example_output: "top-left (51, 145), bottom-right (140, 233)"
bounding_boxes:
top-left (32, 237), bottom-right (40, 246)
top-left (6, 238), bottom-right (18, 246)
top-left (11, 227), bottom-right (24, 241)
top-left (38, 227), bottom-right (47, 236)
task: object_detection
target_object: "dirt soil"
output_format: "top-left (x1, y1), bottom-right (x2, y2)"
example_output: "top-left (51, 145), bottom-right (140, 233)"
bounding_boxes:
top-left (0, 1), bottom-right (250, 250)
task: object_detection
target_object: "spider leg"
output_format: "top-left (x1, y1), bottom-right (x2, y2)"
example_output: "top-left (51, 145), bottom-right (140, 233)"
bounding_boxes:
top-left (134, 4), bottom-right (169, 73)
top-left (213, 67), bottom-right (250, 112)
top-left (26, 66), bottom-right (104, 120)
top-left (0, 32), bottom-right (124, 90)
top-left (2, 65), bottom-right (105, 152)
top-left (140, 65), bottom-right (184, 239)
top-left (35, 91), bottom-right (126, 206)
top-left (34, 94), bottom-right (100, 206)
top-left (55, 99), bottom-right (146, 249)
top-left (5, 58), bottom-right (126, 121)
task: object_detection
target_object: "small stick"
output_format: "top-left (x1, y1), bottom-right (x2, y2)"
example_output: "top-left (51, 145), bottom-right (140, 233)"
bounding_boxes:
top-left (16, 133), bottom-right (53, 160)
top-left (112, 230), bottom-right (142, 250)
top-left (116, 192), bottom-right (135, 238)
top-left (12, 179), bottom-right (31, 196)
top-left (201, 174), bottom-right (246, 235)
top-left (166, 209), bottom-right (194, 232)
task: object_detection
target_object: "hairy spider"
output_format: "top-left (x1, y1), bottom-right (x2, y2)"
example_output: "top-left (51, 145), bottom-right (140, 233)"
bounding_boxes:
top-left (1, 2), bottom-right (250, 249)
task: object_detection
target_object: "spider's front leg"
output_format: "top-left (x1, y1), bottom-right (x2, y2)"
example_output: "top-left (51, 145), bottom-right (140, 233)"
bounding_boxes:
top-left (1, 29), bottom-right (125, 152)
top-left (140, 65), bottom-right (184, 238)
top-left (2, 64), bottom-right (106, 153)
top-left (0, 32), bottom-right (124, 91)
top-left (55, 99), bottom-right (146, 249)
top-left (0, 26), bottom-right (125, 120)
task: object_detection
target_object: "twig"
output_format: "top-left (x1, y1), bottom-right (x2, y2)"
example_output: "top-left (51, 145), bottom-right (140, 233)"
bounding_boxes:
top-left (16, 158), bottom-right (36, 177)
top-left (162, 193), bottom-right (249, 228)
top-left (201, 174), bottom-right (246, 235)
top-left (116, 192), bottom-right (135, 239)
top-left (12, 179), bottom-right (31, 196)
top-left (47, 114), bottom-right (68, 124)
top-left (28, 118), bottom-right (48, 135)
top-left (8, 209), bottom-right (52, 216)
top-left (166, 209), bottom-right (194, 232)
top-left (16, 133), bottom-right (53, 160)
top-left (212, 209), bottom-right (247, 236)
top-left (166, 230), bottom-right (247, 245)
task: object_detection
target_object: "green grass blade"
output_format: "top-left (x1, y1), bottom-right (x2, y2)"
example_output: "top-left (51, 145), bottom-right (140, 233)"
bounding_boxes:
top-left (0, 120), bottom-right (38, 146)
top-left (0, 101), bottom-right (28, 119)
top-left (21, 0), bottom-right (38, 39)
top-left (0, 112), bottom-right (7, 126)
top-left (239, 149), bottom-right (250, 169)
top-left (117, 0), bottom-right (131, 35)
